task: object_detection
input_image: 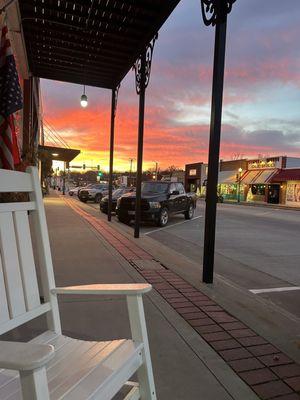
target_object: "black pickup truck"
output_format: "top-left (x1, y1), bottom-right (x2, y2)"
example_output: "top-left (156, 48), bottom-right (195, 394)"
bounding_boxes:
top-left (116, 181), bottom-right (197, 227)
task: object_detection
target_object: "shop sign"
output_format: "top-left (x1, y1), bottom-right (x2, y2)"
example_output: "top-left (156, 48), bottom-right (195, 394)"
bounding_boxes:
top-left (248, 157), bottom-right (282, 170)
top-left (189, 169), bottom-right (197, 176)
top-left (286, 182), bottom-right (300, 205)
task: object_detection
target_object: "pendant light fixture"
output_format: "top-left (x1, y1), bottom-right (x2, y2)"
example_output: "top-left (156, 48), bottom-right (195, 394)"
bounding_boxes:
top-left (80, 85), bottom-right (88, 108)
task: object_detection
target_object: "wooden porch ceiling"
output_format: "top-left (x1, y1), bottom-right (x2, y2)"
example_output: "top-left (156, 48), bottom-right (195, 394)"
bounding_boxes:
top-left (19, 0), bottom-right (181, 89)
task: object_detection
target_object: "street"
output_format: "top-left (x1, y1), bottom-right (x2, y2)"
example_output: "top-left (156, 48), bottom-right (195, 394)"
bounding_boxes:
top-left (87, 198), bottom-right (300, 322)
top-left (141, 201), bottom-right (300, 321)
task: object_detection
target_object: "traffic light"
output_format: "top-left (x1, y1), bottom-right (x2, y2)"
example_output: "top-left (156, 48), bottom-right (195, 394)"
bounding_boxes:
top-left (98, 171), bottom-right (102, 177)
top-left (83, 163), bottom-right (86, 170)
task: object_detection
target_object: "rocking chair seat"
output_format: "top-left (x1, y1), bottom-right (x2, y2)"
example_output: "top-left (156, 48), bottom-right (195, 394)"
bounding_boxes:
top-left (0, 331), bottom-right (143, 400)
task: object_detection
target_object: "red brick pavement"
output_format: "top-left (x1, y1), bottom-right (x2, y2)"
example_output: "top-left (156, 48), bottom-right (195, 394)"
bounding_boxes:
top-left (62, 196), bottom-right (300, 400)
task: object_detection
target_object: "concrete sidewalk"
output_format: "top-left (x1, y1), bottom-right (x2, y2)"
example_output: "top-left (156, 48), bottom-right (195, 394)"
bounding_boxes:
top-left (42, 193), bottom-right (262, 400)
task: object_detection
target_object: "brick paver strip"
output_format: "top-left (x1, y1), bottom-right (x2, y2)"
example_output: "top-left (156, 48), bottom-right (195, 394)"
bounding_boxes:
top-left (239, 368), bottom-right (278, 386)
top-left (258, 353), bottom-right (293, 367)
top-left (201, 331), bottom-right (232, 342)
top-left (229, 328), bottom-right (257, 339)
top-left (210, 339), bottom-right (242, 351)
top-left (220, 322), bottom-right (248, 330)
top-left (189, 317), bottom-right (215, 327)
top-left (201, 305), bottom-right (224, 312)
top-left (285, 377), bottom-right (300, 392)
top-left (195, 325), bottom-right (224, 334)
top-left (229, 358), bottom-right (265, 372)
top-left (252, 380), bottom-right (293, 399)
top-left (237, 336), bottom-right (267, 347)
top-left (207, 312), bottom-right (238, 323)
top-left (271, 365), bottom-right (300, 379)
top-left (219, 347), bottom-right (252, 361)
top-left (183, 312), bottom-right (207, 320)
top-left (63, 196), bottom-right (300, 400)
top-left (274, 394), bottom-right (300, 400)
top-left (248, 344), bottom-right (279, 357)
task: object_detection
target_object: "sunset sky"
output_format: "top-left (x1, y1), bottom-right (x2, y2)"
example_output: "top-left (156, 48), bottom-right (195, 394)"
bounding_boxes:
top-left (42, 0), bottom-right (300, 172)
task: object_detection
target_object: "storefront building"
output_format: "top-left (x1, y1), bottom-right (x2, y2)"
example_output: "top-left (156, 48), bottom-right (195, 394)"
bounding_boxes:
top-left (185, 157), bottom-right (300, 207)
top-left (218, 159), bottom-right (248, 201)
top-left (185, 162), bottom-right (207, 193)
top-left (271, 169), bottom-right (300, 207)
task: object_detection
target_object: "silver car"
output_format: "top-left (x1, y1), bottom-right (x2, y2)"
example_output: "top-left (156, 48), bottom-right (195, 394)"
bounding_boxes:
top-left (78, 184), bottom-right (109, 203)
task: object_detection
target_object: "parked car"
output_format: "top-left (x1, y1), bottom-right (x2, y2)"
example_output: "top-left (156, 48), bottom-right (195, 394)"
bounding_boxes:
top-left (69, 184), bottom-right (93, 196)
top-left (116, 181), bottom-right (197, 227)
top-left (100, 187), bottom-right (135, 214)
top-left (78, 184), bottom-right (109, 203)
top-left (69, 186), bottom-right (82, 196)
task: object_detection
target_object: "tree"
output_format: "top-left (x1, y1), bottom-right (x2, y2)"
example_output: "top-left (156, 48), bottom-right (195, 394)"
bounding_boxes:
top-left (166, 165), bottom-right (180, 178)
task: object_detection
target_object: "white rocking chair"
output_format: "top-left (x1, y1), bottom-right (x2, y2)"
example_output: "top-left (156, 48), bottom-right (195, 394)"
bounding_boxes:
top-left (0, 167), bottom-right (156, 400)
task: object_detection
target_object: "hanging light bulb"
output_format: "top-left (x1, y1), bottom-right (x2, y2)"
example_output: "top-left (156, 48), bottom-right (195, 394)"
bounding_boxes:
top-left (80, 85), bottom-right (88, 108)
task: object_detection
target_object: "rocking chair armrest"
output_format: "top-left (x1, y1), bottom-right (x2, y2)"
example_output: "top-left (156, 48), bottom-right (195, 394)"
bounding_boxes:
top-left (0, 341), bottom-right (54, 371)
top-left (51, 283), bottom-right (152, 296)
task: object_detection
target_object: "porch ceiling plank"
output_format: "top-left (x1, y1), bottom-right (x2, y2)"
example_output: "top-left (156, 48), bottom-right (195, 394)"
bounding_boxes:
top-left (21, 3), bottom-right (154, 32)
top-left (25, 32), bottom-right (134, 58)
top-left (31, 49), bottom-right (126, 72)
top-left (31, 43), bottom-right (132, 66)
top-left (17, 0), bottom-right (181, 89)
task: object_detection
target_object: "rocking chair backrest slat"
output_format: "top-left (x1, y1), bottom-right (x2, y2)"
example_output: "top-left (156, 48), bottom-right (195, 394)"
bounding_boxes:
top-left (0, 167), bottom-right (61, 336)
top-left (14, 210), bottom-right (41, 310)
top-left (0, 212), bottom-right (27, 318)
top-left (0, 255), bottom-right (10, 324)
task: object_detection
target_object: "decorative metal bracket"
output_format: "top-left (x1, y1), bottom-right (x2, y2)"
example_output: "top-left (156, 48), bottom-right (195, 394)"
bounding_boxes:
top-left (200, 0), bottom-right (236, 26)
top-left (113, 84), bottom-right (120, 118)
top-left (134, 33), bottom-right (158, 95)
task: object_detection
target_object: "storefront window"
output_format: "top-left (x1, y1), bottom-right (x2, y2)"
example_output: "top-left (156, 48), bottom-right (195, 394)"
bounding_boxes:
top-left (251, 185), bottom-right (265, 196)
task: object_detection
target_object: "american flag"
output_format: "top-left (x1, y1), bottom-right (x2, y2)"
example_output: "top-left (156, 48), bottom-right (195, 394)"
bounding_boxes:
top-left (0, 20), bottom-right (23, 170)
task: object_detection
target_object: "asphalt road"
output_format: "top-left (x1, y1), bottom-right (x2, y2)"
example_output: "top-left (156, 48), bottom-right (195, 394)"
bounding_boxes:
top-left (82, 197), bottom-right (300, 321)
top-left (141, 201), bottom-right (300, 320)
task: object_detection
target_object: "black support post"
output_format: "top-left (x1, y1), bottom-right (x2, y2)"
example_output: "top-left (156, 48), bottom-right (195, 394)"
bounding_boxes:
top-left (202, 0), bottom-right (235, 284)
top-left (134, 50), bottom-right (146, 238)
top-left (108, 86), bottom-right (119, 221)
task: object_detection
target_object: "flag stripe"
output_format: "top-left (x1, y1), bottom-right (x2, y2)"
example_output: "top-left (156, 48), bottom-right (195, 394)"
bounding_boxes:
top-left (0, 20), bottom-right (23, 170)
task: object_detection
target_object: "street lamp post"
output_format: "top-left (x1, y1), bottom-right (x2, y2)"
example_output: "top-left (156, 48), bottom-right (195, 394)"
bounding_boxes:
top-left (201, 0), bottom-right (236, 283)
top-left (237, 167), bottom-right (243, 203)
top-left (129, 158), bottom-right (134, 187)
top-left (62, 162), bottom-right (66, 195)
top-left (155, 161), bottom-right (158, 181)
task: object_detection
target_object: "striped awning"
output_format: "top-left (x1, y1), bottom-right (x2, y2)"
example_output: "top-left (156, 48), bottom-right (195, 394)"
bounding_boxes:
top-left (241, 169), bottom-right (277, 184)
top-left (240, 170), bottom-right (260, 184)
top-left (251, 169), bottom-right (278, 184)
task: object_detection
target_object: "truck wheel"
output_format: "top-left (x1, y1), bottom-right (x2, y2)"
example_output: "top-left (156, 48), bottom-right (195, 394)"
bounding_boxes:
top-left (185, 204), bottom-right (194, 220)
top-left (157, 208), bottom-right (169, 227)
top-left (118, 216), bottom-right (130, 224)
top-left (95, 194), bottom-right (102, 203)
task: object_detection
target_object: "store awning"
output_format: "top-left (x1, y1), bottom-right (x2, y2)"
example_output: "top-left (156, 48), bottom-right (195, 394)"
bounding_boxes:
top-left (18, 0), bottom-right (181, 89)
top-left (240, 170), bottom-right (260, 184)
top-left (271, 169), bottom-right (300, 182)
top-left (218, 171), bottom-right (238, 184)
top-left (251, 169), bottom-right (278, 184)
top-left (38, 145), bottom-right (80, 162)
